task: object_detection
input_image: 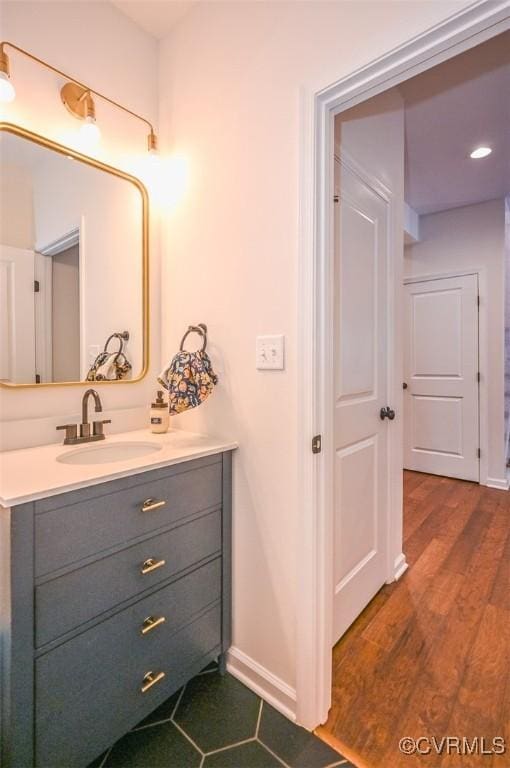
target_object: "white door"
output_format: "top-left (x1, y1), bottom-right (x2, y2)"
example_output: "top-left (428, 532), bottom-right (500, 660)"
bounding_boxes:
top-left (404, 274), bottom-right (479, 481)
top-left (0, 244), bottom-right (36, 384)
top-left (333, 159), bottom-right (392, 643)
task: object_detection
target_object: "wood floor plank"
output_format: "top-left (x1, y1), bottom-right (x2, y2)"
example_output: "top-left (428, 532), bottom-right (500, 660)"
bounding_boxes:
top-left (439, 602), bottom-right (510, 767)
top-left (403, 478), bottom-right (459, 543)
top-left (333, 587), bottom-right (390, 663)
top-left (407, 472), bottom-right (451, 502)
top-left (424, 569), bottom-right (464, 617)
top-left (443, 501), bottom-right (493, 575)
top-left (319, 472), bottom-right (510, 768)
top-left (403, 471), bottom-right (431, 497)
top-left (489, 501), bottom-right (510, 611)
top-left (389, 507), bottom-right (508, 755)
top-left (361, 537), bottom-right (451, 651)
top-left (347, 601), bottom-right (445, 759)
top-left (499, 662), bottom-right (510, 768)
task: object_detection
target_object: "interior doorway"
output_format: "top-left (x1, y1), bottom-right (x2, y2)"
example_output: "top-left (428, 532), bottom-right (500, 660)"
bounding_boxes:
top-left (316, 23), bottom-right (509, 768)
top-left (295, 0), bottom-right (510, 740)
top-left (51, 243), bottom-right (80, 382)
top-left (403, 273), bottom-right (480, 482)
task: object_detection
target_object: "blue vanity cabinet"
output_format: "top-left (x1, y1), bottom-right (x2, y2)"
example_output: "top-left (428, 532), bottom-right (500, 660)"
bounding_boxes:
top-left (1, 451), bottom-right (233, 768)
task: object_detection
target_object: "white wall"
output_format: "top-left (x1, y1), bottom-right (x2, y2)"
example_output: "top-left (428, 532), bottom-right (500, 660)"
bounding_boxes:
top-left (0, 1), bottom-right (160, 448)
top-left (0, 162), bottom-right (34, 249)
top-left (404, 198), bottom-right (507, 485)
top-left (158, 0), bottom-right (472, 710)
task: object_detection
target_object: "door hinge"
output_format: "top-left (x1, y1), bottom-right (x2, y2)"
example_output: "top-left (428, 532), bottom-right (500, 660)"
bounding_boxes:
top-left (477, 295), bottom-right (480, 307)
top-left (312, 435), bottom-right (322, 454)
top-left (477, 448), bottom-right (481, 459)
top-left (35, 374), bottom-right (41, 384)
top-left (477, 371), bottom-right (481, 382)
top-left (34, 280), bottom-right (40, 293)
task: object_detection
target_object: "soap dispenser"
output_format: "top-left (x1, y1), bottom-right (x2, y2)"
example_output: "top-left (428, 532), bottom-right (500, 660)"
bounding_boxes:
top-left (150, 390), bottom-right (169, 433)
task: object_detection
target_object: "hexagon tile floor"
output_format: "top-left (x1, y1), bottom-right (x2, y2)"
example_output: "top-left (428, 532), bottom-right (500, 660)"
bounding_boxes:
top-left (88, 662), bottom-right (355, 768)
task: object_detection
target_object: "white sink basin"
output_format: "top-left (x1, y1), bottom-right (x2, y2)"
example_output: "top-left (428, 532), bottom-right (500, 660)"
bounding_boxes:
top-left (57, 441), bottom-right (162, 465)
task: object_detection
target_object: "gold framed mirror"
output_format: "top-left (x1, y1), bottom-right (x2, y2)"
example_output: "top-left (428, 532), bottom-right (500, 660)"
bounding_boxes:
top-left (0, 122), bottom-right (149, 388)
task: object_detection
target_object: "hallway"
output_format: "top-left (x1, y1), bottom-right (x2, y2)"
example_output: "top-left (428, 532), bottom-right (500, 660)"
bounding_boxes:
top-left (317, 471), bottom-right (510, 767)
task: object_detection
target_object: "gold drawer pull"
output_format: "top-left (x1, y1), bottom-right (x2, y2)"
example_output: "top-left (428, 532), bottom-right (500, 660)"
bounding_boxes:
top-left (141, 670), bottom-right (166, 693)
top-left (141, 615), bottom-right (166, 635)
top-left (140, 557), bottom-right (166, 575)
top-left (142, 498), bottom-right (166, 513)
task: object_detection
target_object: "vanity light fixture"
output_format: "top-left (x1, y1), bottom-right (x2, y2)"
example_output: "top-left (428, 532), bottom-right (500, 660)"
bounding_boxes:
top-left (147, 128), bottom-right (160, 164)
top-left (470, 146), bottom-right (492, 159)
top-left (0, 41), bottom-right (159, 155)
top-left (0, 47), bottom-right (15, 102)
top-left (61, 82), bottom-right (101, 143)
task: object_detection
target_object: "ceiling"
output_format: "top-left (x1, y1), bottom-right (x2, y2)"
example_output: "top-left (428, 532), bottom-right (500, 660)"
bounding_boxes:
top-left (109, 3), bottom-right (508, 215)
top-left (111, 0), bottom-right (197, 39)
top-left (400, 31), bottom-right (509, 215)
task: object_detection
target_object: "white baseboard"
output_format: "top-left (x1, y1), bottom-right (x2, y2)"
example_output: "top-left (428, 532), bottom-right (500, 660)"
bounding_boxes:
top-left (390, 552), bottom-right (409, 582)
top-left (226, 646), bottom-right (297, 722)
top-left (485, 477), bottom-right (509, 491)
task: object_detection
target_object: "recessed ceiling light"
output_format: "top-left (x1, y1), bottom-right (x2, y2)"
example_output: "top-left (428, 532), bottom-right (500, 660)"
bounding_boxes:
top-left (470, 146), bottom-right (492, 159)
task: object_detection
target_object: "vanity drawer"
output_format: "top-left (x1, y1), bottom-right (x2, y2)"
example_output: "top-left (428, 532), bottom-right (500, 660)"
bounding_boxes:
top-left (34, 456), bottom-right (222, 577)
top-left (36, 508), bottom-right (221, 647)
top-left (36, 597), bottom-right (222, 768)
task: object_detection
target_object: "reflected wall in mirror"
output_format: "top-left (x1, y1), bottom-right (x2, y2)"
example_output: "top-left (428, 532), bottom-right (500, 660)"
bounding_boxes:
top-left (0, 124), bottom-right (148, 387)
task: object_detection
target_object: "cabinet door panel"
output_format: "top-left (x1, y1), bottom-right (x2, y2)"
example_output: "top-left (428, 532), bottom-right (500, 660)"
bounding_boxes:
top-left (35, 457), bottom-right (222, 577)
top-left (36, 510), bottom-right (221, 646)
top-left (36, 602), bottom-right (221, 768)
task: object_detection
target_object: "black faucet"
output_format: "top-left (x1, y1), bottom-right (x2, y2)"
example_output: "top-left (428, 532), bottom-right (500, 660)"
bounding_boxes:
top-left (56, 389), bottom-right (111, 445)
top-left (82, 388), bottom-right (103, 433)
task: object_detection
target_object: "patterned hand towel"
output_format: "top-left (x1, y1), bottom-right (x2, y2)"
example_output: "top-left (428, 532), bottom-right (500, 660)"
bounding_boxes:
top-left (158, 350), bottom-right (218, 415)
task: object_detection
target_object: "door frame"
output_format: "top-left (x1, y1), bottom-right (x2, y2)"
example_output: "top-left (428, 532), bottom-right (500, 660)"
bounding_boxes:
top-left (38, 224), bottom-right (84, 381)
top-left (296, 0), bottom-right (510, 730)
top-left (403, 269), bottom-right (488, 486)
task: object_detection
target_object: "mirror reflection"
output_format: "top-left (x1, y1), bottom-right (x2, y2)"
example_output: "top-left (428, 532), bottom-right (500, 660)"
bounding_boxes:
top-left (0, 128), bottom-right (146, 386)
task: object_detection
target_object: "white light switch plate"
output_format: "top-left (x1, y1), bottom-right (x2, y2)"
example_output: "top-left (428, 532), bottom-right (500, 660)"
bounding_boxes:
top-left (256, 335), bottom-right (285, 370)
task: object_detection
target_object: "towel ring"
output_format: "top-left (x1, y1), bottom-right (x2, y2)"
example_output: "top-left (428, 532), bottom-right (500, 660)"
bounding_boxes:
top-left (104, 331), bottom-right (129, 357)
top-left (180, 324), bottom-right (208, 353)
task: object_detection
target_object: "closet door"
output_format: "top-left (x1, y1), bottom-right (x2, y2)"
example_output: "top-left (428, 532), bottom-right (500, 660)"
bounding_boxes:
top-left (404, 274), bottom-right (479, 481)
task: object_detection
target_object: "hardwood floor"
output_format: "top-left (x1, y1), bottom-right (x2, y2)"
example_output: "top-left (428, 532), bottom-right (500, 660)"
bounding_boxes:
top-left (317, 471), bottom-right (510, 768)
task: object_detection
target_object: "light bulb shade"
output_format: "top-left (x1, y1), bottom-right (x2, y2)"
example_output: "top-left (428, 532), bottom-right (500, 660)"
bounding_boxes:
top-left (470, 146), bottom-right (492, 159)
top-left (0, 71), bottom-right (15, 103)
top-left (79, 115), bottom-right (101, 144)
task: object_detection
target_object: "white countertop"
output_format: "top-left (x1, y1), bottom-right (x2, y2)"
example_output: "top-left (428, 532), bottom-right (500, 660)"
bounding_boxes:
top-left (0, 428), bottom-right (238, 507)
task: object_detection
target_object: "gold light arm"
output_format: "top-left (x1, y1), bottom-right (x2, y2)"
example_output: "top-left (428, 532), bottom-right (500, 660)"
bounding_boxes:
top-left (0, 41), bottom-right (158, 149)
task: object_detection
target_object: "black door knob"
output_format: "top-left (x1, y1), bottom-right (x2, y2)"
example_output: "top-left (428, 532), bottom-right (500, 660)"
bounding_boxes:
top-left (402, 382), bottom-right (408, 389)
top-left (380, 406), bottom-right (396, 421)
